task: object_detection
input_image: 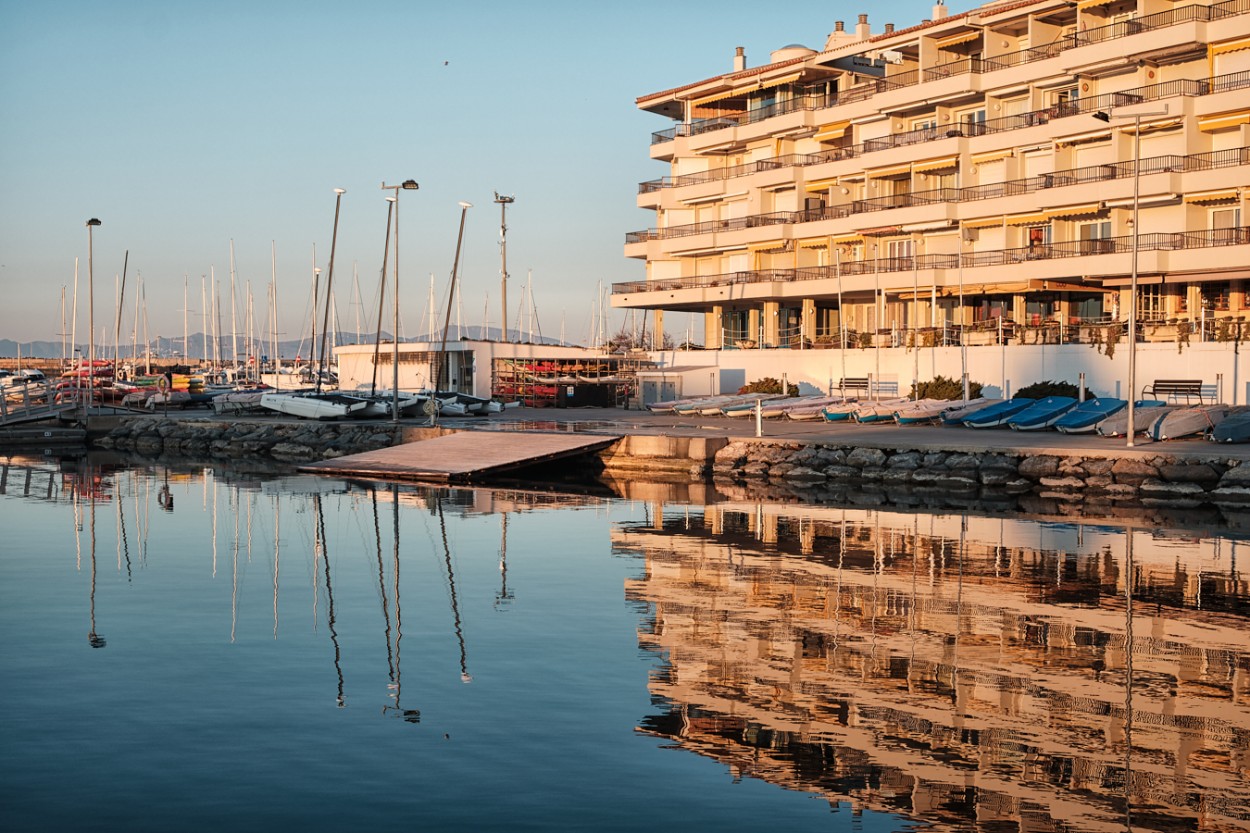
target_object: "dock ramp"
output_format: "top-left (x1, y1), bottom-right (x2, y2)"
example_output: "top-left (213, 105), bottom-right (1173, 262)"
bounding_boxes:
top-left (1, 384), bottom-right (75, 427)
top-left (298, 430), bottom-right (622, 483)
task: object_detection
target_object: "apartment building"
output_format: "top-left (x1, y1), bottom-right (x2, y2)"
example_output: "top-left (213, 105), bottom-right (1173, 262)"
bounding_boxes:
top-left (620, 0), bottom-right (1250, 359)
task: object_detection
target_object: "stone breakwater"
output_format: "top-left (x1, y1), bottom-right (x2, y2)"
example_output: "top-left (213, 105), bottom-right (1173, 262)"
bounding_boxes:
top-left (710, 439), bottom-right (1250, 508)
top-left (95, 417), bottom-right (403, 462)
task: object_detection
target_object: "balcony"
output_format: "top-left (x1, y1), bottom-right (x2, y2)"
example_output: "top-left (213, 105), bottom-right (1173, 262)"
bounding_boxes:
top-left (614, 224), bottom-right (1250, 297)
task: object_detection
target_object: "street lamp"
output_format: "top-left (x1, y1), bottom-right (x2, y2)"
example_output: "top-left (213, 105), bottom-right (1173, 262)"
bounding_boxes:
top-left (381, 179), bottom-right (418, 421)
top-left (85, 218), bottom-right (101, 427)
top-left (494, 192), bottom-right (515, 342)
top-left (433, 201), bottom-right (473, 425)
top-left (1092, 103), bottom-right (1169, 448)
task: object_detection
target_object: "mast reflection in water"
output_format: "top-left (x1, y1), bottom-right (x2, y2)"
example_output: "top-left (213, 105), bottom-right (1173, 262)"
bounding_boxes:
top-left (1, 455), bottom-right (1246, 832)
top-left (619, 503), bottom-right (1250, 832)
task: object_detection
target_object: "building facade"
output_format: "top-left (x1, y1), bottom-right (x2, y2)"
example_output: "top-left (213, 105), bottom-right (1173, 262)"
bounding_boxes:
top-left (619, 0), bottom-right (1250, 396)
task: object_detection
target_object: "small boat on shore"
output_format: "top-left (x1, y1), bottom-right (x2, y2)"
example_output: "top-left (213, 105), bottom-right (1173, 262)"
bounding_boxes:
top-left (1148, 404), bottom-right (1231, 441)
top-left (260, 391), bottom-right (372, 420)
top-left (938, 398), bottom-right (1000, 425)
top-left (1096, 403), bottom-right (1175, 437)
top-left (852, 397), bottom-right (910, 424)
top-left (1210, 409), bottom-right (1250, 443)
top-left (1052, 398), bottom-right (1128, 434)
top-left (894, 398), bottom-right (965, 425)
top-left (960, 398), bottom-right (1035, 428)
top-left (820, 400), bottom-right (861, 422)
top-left (1008, 396), bottom-right (1078, 431)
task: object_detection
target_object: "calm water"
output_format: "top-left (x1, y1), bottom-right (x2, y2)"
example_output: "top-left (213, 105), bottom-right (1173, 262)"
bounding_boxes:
top-left (1, 455), bottom-right (1247, 832)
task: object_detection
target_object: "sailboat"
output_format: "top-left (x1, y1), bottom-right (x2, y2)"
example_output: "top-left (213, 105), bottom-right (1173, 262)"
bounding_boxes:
top-left (262, 189), bottom-right (372, 420)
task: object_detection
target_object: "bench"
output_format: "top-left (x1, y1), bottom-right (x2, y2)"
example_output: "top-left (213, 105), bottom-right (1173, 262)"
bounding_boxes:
top-left (833, 377), bottom-right (871, 397)
top-left (1142, 379), bottom-right (1205, 404)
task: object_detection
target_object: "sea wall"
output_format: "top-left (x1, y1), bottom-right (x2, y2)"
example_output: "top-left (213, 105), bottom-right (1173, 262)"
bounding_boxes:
top-left (707, 439), bottom-right (1250, 510)
top-left (93, 417), bottom-right (421, 462)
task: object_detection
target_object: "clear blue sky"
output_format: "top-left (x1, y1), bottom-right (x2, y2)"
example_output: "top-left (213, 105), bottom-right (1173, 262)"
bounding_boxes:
top-left (0, 0), bottom-right (943, 349)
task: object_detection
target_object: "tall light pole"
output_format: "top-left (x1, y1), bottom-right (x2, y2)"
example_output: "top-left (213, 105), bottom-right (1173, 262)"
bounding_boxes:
top-left (433, 201), bottom-right (473, 425)
top-left (494, 192), bottom-right (514, 342)
top-left (381, 179), bottom-right (419, 421)
top-left (85, 218), bottom-right (101, 427)
top-left (1093, 103), bottom-right (1169, 448)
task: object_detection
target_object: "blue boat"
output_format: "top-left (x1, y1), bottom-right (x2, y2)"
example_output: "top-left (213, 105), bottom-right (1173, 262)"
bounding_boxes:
top-left (1210, 409), bottom-right (1250, 443)
top-left (1052, 398), bottom-right (1129, 434)
top-left (820, 400), bottom-right (859, 422)
top-left (1008, 396), bottom-right (1078, 431)
top-left (960, 398), bottom-right (1035, 428)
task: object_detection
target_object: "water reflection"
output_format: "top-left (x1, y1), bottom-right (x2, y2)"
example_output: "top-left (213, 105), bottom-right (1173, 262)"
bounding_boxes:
top-left (617, 503), bottom-right (1250, 832)
top-left (4, 454), bottom-right (1247, 831)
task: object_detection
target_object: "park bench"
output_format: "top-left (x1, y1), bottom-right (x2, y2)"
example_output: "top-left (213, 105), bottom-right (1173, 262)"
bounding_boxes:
top-left (1141, 379), bottom-right (1205, 404)
top-left (833, 377), bottom-right (871, 397)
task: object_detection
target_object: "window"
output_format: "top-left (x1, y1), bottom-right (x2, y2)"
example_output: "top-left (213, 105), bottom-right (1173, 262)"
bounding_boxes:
top-left (1202, 282), bottom-right (1231, 311)
top-left (958, 108), bottom-right (987, 136)
top-left (1078, 220), bottom-right (1113, 254)
top-left (1212, 207), bottom-right (1243, 244)
top-left (1137, 285), bottom-right (1164, 320)
top-left (886, 239), bottom-right (914, 265)
top-left (1027, 225), bottom-right (1051, 248)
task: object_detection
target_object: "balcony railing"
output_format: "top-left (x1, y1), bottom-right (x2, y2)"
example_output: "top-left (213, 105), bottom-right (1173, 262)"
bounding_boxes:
top-left (614, 225), bottom-right (1250, 295)
top-left (627, 146), bottom-right (1249, 239)
top-left (647, 0), bottom-right (1250, 146)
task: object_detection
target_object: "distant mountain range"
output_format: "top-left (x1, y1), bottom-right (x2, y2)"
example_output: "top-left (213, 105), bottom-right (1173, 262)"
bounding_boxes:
top-left (1, 327), bottom-right (566, 360)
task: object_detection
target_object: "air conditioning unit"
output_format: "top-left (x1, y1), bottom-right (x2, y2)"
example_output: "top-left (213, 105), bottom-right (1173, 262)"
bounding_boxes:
top-left (880, 50), bottom-right (905, 64)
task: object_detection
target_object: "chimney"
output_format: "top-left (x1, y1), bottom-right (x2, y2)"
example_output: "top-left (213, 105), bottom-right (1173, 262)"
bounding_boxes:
top-left (932, 1), bottom-right (949, 19)
top-left (856, 13), bottom-right (871, 39)
top-left (733, 46), bottom-right (746, 71)
top-left (884, 23), bottom-right (895, 33)
top-left (835, 20), bottom-right (845, 33)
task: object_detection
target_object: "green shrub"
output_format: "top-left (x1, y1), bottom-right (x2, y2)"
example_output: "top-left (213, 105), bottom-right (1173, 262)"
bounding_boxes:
top-left (1014, 379), bottom-right (1086, 399)
top-left (909, 375), bottom-right (983, 401)
top-left (738, 377), bottom-right (799, 396)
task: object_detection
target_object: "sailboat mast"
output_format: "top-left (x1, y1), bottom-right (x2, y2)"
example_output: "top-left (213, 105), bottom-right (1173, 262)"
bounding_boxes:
top-left (317, 189), bottom-right (345, 394)
top-left (201, 275), bottom-right (208, 364)
top-left (229, 241), bottom-right (240, 371)
top-left (70, 258), bottom-right (79, 369)
top-left (183, 275), bottom-right (189, 364)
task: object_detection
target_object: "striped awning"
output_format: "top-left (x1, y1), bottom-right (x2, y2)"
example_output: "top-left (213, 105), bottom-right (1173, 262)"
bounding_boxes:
top-left (1119, 118), bottom-right (1182, 135)
top-left (962, 216), bottom-right (1005, 229)
top-left (803, 177), bottom-right (840, 192)
top-left (1211, 37), bottom-right (1250, 57)
top-left (867, 163), bottom-right (912, 179)
top-left (797, 237), bottom-right (829, 248)
top-left (1076, 0), bottom-right (1115, 9)
top-left (747, 240), bottom-right (789, 253)
top-left (691, 87), bottom-right (740, 108)
top-left (1184, 189), bottom-right (1240, 204)
top-left (935, 30), bottom-right (981, 50)
top-left (913, 155), bottom-right (959, 174)
top-left (970, 149), bottom-right (1013, 165)
top-left (813, 120), bottom-right (850, 142)
top-left (1047, 203), bottom-right (1105, 219)
top-left (831, 233), bottom-right (864, 245)
top-left (1198, 110), bottom-right (1250, 132)
top-left (1005, 212), bottom-right (1051, 226)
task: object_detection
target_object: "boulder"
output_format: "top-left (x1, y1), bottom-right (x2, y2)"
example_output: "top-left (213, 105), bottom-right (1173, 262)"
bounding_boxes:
top-left (846, 447), bottom-right (888, 468)
top-left (1018, 456), bottom-right (1059, 478)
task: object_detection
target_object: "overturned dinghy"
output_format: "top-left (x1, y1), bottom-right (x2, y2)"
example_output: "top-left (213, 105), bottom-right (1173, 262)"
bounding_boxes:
top-left (260, 391), bottom-right (372, 420)
top-left (1052, 398), bottom-right (1127, 434)
top-left (961, 398), bottom-right (1035, 429)
top-left (938, 398), bottom-right (1000, 425)
top-left (1008, 396), bottom-right (1078, 431)
top-left (1210, 409), bottom-right (1250, 443)
top-left (1148, 404), bottom-right (1231, 441)
top-left (1095, 403), bottom-right (1173, 438)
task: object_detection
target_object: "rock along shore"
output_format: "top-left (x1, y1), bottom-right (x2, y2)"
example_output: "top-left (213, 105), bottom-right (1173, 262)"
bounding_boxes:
top-left (90, 415), bottom-right (1250, 510)
top-left (704, 438), bottom-right (1250, 510)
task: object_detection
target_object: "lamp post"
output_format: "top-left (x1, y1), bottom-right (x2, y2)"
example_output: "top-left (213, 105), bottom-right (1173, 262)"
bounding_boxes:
top-left (1093, 103), bottom-right (1169, 448)
top-left (494, 193), bottom-right (514, 343)
top-left (85, 218), bottom-right (101, 427)
top-left (432, 201), bottom-right (473, 425)
top-left (381, 179), bottom-right (419, 421)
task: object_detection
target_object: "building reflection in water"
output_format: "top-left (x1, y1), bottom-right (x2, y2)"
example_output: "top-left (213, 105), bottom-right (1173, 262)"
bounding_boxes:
top-left (617, 503), bottom-right (1249, 833)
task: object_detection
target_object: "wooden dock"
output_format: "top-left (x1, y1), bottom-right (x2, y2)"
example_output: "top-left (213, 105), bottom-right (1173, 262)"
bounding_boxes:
top-left (298, 430), bottom-right (622, 483)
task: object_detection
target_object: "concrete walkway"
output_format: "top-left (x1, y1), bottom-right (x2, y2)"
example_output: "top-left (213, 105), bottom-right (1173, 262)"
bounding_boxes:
top-left (439, 406), bottom-right (1250, 462)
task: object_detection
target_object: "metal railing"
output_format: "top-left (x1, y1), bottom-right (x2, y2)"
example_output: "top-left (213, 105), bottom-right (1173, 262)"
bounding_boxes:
top-left (628, 146), bottom-right (1248, 239)
top-left (616, 225), bottom-right (1250, 295)
top-left (646, 0), bottom-right (1250, 147)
